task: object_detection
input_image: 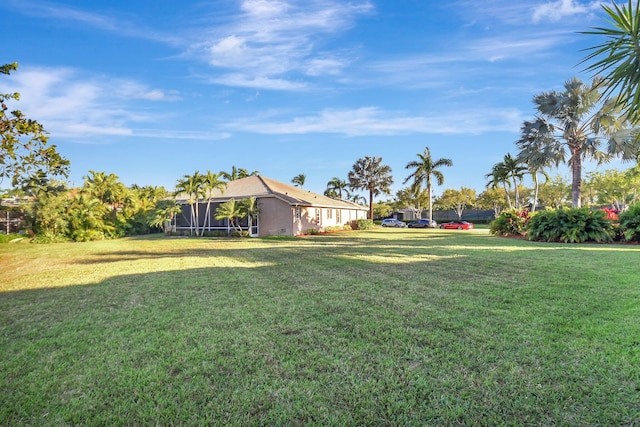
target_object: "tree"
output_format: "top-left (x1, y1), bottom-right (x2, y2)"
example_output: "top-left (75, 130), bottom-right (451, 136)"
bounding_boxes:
top-left (201, 170), bottom-right (227, 232)
top-left (436, 187), bottom-right (476, 220)
top-left (476, 187), bottom-right (508, 218)
top-left (485, 161), bottom-right (514, 209)
top-left (516, 77), bottom-right (631, 207)
top-left (67, 193), bottom-right (113, 242)
top-left (174, 171), bottom-right (204, 236)
top-left (215, 198), bottom-right (247, 235)
top-left (372, 201), bottom-right (393, 219)
top-left (243, 196), bottom-right (260, 235)
top-left (348, 156), bottom-right (393, 220)
top-left (395, 187), bottom-right (430, 219)
top-left (148, 199), bottom-right (182, 235)
top-left (404, 146), bottom-right (452, 224)
top-left (220, 166), bottom-right (259, 181)
top-left (501, 154), bottom-right (526, 209)
top-left (324, 177), bottom-right (350, 199)
top-left (538, 175), bottom-right (571, 209)
top-left (1, 62), bottom-right (70, 189)
top-left (585, 168), bottom-right (640, 210)
top-left (581, 0), bottom-right (640, 127)
top-left (291, 173), bottom-right (306, 187)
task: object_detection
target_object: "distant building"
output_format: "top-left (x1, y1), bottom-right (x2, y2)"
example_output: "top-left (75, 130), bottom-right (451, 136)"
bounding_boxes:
top-left (174, 175), bottom-right (368, 237)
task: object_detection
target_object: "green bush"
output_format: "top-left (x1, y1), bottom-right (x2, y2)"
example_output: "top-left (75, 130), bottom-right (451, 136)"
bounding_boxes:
top-left (0, 234), bottom-right (24, 243)
top-left (489, 209), bottom-right (531, 236)
top-left (618, 204), bottom-right (640, 242)
top-left (354, 219), bottom-right (374, 230)
top-left (526, 208), bottom-right (614, 243)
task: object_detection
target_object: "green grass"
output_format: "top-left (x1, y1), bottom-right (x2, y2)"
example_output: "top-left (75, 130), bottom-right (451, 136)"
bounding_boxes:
top-left (1, 229), bottom-right (639, 425)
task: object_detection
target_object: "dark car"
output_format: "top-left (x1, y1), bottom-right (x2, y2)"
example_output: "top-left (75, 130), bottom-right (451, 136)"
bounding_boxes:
top-left (439, 221), bottom-right (474, 230)
top-left (407, 219), bottom-right (437, 228)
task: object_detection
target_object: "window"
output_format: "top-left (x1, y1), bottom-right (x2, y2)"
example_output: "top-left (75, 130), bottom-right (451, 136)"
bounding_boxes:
top-left (295, 207), bottom-right (301, 219)
top-left (336, 209), bottom-right (341, 224)
top-left (327, 209), bottom-right (333, 220)
top-left (316, 208), bottom-right (321, 224)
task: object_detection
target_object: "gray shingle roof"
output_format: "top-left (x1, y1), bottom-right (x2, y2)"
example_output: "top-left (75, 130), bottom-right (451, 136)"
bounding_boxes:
top-left (175, 175), bottom-right (365, 209)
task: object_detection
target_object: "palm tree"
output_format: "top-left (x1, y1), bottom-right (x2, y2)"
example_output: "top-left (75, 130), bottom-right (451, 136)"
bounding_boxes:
top-left (82, 170), bottom-right (127, 224)
top-left (215, 198), bottom-right (246, 235)
top-left (501, 153), bottom-right (526, 209)
top-left (516, 151), bottom-right (551, 212)
top-left (404, 146), bottom-right (452, 223)
top-left (485, 162), bottom-right (513, 209)
top-left (242, 196), bottom-right (260, 235)
top-left (291, 173), bottom-right (306, 187)
top-left (220, 166), bottom-right (260, 181)
top-left (515, 77), bottom-right (628, 207)
top-left (148, 199), bottom-right (182, 235)
top-left (325, 177), bottom-right (350, 199)
top-left (351, 194), bottom-right (367, 205)
top-left (348, 156), bottom-right (393, 220)
top-left (581, 0), bottom-right (640, 126)
top-left (201, 170), bottom-right (227, 232)
top-left (174, 171), bottom-right (204, 236)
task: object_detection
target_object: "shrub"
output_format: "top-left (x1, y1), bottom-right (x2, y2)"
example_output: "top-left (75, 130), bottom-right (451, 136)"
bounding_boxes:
top-left (354, 219), bottom-right (374, 230)
top-left (0, 234), bottom-right (24, 244)
top-left (489, 209), bottom-right (531, 236)
top-left (618, 203), bottom-right (640, 242)
top-left (526, 208), bottom-right (614, 243)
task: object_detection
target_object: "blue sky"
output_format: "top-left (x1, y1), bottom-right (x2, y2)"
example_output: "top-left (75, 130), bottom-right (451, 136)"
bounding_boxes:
top-left (0, 0), bottom-right (619, 199)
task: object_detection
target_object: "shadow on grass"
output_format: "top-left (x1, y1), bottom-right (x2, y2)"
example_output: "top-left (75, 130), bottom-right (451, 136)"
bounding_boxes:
top-left (2, 254), bottom-right (639, 425)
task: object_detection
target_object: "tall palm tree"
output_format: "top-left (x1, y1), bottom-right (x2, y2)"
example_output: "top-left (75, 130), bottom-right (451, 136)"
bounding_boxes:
top-left (404, 146), bottom-right (452, 223)
top-left (325, 177), bottom-right (350, 199)
top-left (348, 156), bottom-right (393, 220)
top-left (201, 170), bottom-right (227, 232)
top-left (515, 77), bottom-right (627, 207)
top-left (291, 173), bottom-right (306, 187)
top-left (174, 171), bottom-right (204, 236)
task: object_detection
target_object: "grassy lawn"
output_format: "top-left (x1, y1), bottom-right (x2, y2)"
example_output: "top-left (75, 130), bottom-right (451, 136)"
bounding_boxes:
top-left (1, 228), bottom-right (639, 425)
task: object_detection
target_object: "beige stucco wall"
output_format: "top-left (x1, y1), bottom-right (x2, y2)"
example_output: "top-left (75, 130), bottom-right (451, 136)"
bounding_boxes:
top-left (256, 197), bottom-right (367, 236)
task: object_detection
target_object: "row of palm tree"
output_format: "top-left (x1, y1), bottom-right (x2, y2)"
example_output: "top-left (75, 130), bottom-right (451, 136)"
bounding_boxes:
top-left (174, 171), bottom-right (227, 236)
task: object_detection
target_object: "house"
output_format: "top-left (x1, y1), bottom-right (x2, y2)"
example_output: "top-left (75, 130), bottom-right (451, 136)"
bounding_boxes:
top-left (173, 175), bottom-right (368, 237)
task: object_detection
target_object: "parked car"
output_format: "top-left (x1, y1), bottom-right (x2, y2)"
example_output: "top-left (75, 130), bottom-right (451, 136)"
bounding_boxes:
top-left (439, 221), bottom-right (474, 230)
top-left (407, 219), bottom-right (437, 228)
top-left (381, 218), bottom-right (407, 228)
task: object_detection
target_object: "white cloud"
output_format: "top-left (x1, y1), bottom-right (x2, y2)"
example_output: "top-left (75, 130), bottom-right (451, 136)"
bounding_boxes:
top-left (209, 74), bottom-right (307, 90)
top-left (532, 0), bottom-right (602, 23)
top-left (3, 0), bottom-right (180, 44)
top-left (227, 106), bottom-right (523, 136)
top-left (0, 66), bottom-right (183, 140)
top-left (193, 0), bottom-right (373, 89)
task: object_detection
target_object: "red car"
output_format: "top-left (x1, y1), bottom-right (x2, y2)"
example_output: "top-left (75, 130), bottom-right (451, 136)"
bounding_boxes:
top-left (439, 221), bottom-right (474, 230)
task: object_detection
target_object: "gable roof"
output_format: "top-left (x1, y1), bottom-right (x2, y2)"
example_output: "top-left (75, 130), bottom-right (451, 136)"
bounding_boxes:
top-left (176, 175), bottom-right (366, 210)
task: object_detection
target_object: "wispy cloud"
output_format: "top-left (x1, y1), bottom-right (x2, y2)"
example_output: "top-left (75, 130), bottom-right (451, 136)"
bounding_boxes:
top-left (190, 0), bottom-right (373, 90)
top-left (226, 106), bottom-right (523, 136)
top-left (532, 0), bottom-right (603, 23)
top-left (0, 66), bottom-right (186, 141)
top-left (2, 0), bottom-right (179, 44)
